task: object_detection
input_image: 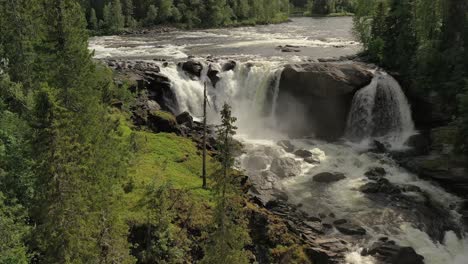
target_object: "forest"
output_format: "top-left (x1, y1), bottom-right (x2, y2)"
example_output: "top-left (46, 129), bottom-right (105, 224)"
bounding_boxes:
top-left (81, 0), bottom-right (291, 34)
top-left (1, 0), bottom-right (468, 263)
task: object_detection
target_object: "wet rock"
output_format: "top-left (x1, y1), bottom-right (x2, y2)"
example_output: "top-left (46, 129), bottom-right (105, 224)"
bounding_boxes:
top-left (176, 111), bottom-right (194, 128)
top-left (404, 133), bottom-right (430, 155)
top-left (304, 156), bottom-right (321, 164)
top-left (181, 60), bottom-right (203, 77)
top-left (277, 62), bottom-right (374, 141)
top-left (270, 157), bottom-right (301, 178)
top-left (305, 221), bottom-right (326, 234)
top-left (222, 60), bottom-right (236, 71)
top-left (279, 46), bottom-right (300, 52)
top-left (335, 222), bottom-right (366, 236)
top-left (244, 155), bottom-right (269, 171)
top-left (402, 154), bottom-right (468, 197)
top-left (370, 140), bottom-right (388, 153)
top-left (313, 172), bottom-right (346, 183)
top-left (294, 149), bottom-right (313, 158)
top-left (333, 219), bottom-right (347, 225)
top-left (362, 240), bottom-right (424, 264)
top-left (277, 140), bottom-right (295, 153)
top-left (359, 179), bottom-right (401, 195)
top-left (365, 167), bottom-right (386, 180)
top-left (207, 64), bottom-right (220, 86)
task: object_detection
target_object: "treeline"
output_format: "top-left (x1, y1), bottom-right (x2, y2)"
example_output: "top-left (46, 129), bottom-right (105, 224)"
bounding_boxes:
top-left (79, 0), bottom-right (291, 34)
top-left (0, 0), bottom-right (249, 263)
top-left (292, 0), bottom-right (356, 16)
top-left (353, 0), bottom-right (468, 152)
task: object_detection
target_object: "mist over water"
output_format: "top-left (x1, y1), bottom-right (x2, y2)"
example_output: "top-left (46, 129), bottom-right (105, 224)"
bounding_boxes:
top-left (90, 17), bottom-right (468, 264)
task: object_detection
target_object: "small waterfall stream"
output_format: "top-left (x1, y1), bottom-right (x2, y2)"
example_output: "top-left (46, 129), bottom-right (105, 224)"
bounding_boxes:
top-left (155, 60), bottom-right (467, 264)
top-left (345, 72), bottom-right (415, 150)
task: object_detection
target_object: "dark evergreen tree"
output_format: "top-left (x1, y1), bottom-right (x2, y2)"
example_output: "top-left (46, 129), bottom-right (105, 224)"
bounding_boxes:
top-left (202, 103), bottom-right (250, 264)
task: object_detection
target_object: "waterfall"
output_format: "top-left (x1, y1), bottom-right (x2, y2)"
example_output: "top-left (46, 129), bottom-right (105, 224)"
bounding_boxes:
top-left (159, 61), bottom-right (283, 136)
top-left (345, 72), bottom-right (415, 149)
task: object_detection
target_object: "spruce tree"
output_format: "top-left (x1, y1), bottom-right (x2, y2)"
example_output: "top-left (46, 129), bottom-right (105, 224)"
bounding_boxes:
top-left (89, 8), bottom-right (99, 30)
top-left (158, 0), bottom-right (173, 23)
top-left (32, 1), bottom-right (134, 263)
top-left (202, 103), bottom-right (249, 264)
top-left (145, 5), bottom-right (159, 26)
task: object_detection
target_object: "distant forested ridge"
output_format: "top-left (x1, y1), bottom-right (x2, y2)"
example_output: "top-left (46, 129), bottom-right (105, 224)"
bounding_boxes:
top-left (353, 0), bottom-right (468, 152)
top-left (79, 0), bottom-right (291, 34)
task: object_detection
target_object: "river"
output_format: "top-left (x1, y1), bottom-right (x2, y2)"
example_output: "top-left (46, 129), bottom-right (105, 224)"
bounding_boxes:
top-left (90, 17), bottom-right (468, 264)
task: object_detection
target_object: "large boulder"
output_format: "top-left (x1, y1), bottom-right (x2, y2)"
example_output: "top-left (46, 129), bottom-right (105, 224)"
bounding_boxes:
top-left (276, 63), bottom-right (373, 141)
top-left (181, 60), bottom-right (203, 78)
top-left (147, 110), bottom-right (180, 134)
top-left (270, 157), bottom-right (302, 178)
top-left (176, 111), bottom-right (194, 128)
top-left (312, 172), bottom-right (346, 183)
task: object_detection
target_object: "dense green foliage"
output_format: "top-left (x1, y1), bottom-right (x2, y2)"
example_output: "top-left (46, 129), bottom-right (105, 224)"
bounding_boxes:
top-left (353, 0), bottom-right (468, 152)
top-left (81, 0), bottom-right (291, 34)
top-left (300, 0), bottom-right (356, 16)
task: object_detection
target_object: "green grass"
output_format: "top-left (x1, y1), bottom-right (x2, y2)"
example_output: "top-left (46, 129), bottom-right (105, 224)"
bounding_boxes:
top-left (124, 127), bottom-right (218, 222)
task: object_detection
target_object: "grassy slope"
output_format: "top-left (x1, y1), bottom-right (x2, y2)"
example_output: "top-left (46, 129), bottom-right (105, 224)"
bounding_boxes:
top-left (112, 110), bottom-right (217, 224)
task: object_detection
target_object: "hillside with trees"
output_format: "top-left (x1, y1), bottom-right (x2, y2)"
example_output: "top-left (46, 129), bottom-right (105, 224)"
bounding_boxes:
top-left (353, 0), bottom-right (468, 153)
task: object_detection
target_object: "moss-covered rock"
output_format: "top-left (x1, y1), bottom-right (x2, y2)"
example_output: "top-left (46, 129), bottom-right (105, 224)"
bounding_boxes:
top-left (147, 110), bottom-right (180, 134)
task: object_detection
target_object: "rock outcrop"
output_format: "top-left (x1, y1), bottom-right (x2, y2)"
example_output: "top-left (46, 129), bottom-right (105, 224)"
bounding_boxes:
top-left (276, 62), bottom-right (373, 141)
top-left (362, 239), bottom-right (424, 264)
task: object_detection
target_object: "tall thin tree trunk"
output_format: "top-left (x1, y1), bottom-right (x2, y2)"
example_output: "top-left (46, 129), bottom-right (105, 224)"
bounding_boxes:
top-left (202, 82), bottom-right (207, 189)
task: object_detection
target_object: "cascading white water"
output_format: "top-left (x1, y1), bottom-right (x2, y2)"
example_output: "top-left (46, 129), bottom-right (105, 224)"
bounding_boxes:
top-left (345, 72), bottom-right (415, 150)
top-left (159, 60), bottom-right (284, 137)
top-left (158, 61), bottom-right (467, 264)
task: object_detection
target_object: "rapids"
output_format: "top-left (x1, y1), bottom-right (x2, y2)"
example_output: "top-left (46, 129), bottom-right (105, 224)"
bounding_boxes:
top-left (90, 17), bottom-right (468, 264)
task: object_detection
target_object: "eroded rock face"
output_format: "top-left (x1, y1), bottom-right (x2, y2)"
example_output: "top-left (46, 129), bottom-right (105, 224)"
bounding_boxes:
top-left (277, 63), bottom-right (373, 141)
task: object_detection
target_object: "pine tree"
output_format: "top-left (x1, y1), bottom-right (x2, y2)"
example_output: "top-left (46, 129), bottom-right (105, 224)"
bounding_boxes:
top-left (158, 0), bottom-right (173, 23)
top-left (0, 192), bottom-right (30, 264)
top-left (89, 8), bottom-right (99, 30)
top-left (145, 5), bottom-right (159, 26)
top-left (0, 0), bottom-right (40, 86)
top-left (202, 103), bottom-right (249, 264)
top-left (32, 1), bottom-right (134, 263)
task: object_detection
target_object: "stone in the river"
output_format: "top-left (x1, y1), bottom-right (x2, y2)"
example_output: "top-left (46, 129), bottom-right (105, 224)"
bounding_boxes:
top-left (362, 240), bottom-right (424, 264)
top-left (365, 167), bottom-right (386, 179)
top-left (370, 140), bottom-right (388, 153)
top-left (270, 157), bottom-right (301, 178)
top-left (304, 156), bottom-right (321, 164)
top-left (335, 222), bottom-right (366, 236)
top-left (181, 60), bottom-right (203, 77)
top-left (312, 172), bottom-right (346, 183)
top-left (244, 155), bottom-right (269, 171)
top-left (207, 64), bottom-right (220, 86)
top-left (222, 60), bottom-right (236, 71)
top-left (294, 149), bottom-right (313, 158)
top-left (333, 219), bottom-right (347, 225)
top-left (277, 140), bottom-right (295, 153)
